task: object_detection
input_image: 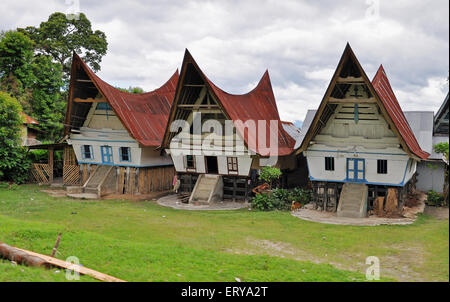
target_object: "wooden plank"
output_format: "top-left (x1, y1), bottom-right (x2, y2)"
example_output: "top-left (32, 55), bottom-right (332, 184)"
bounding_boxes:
top-left (336, 76), bottom-right (364, 83)
top-left (74, 97), bottom-right (107, 103)
top-left (329, 97), bottom-right (376, 104)
top-left (10, 245), bottom-right (125, 282)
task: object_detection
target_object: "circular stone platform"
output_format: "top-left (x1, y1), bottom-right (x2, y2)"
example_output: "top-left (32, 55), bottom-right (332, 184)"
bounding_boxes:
top-left (156, 194), bottom-right (250, 211)
top-left (291, 209), bottom-right (416, 226)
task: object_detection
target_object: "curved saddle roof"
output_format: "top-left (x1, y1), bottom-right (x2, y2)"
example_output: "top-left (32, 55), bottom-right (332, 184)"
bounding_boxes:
top-left (162, 50), bottom-right (296, 156)
top-left (372, 65), bottom-right (429, 159)
top-left (67, 53), bottom-right (179, 147)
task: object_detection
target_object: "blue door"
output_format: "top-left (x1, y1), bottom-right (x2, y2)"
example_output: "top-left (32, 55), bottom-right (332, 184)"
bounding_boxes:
top-left (346, 158), bottom-right (365, 182)
top-left (101, 146), bottom-right (113, 164)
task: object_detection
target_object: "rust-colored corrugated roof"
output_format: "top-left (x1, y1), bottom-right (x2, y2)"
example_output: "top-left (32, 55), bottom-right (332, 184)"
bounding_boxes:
top-left (372, 65), bottom-right (429, 159)
top-left (72, 53), bottom-right (178, 147)
top-left (206, 71), bottom-right (295, 156)
top-left (21, 112), bottom-right (39, 125)
top-left (165, 50), bottom-right (296, 156)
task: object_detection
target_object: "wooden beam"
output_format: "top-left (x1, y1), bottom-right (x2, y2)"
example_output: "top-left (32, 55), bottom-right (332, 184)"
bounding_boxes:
top-left (336, 76), bottom-right (364, 83)
top-left (74, 98), bottom-right (106, 103)
top-left (9, 244), bottom-right (126, 282)
top-left (183, 84), bottom-right (205, 87)
top-left (178, 104), bottom-right (220, 108)
top-left (328, 97), bottom-right (376, 104)
top-left (76, 79), bottom-right (93, 83)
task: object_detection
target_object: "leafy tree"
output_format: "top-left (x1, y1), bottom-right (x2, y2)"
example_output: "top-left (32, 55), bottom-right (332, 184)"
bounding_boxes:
top-left (30, 55), bottom-right (65, 140)
top-left (433, 142), bottom-right (449, 203)
top-left (0, 92), bottom-right (31, 183)
top-left (19, 12), bottom-right (108, 83)
top-left (0, 31), bottom-right (35, 109)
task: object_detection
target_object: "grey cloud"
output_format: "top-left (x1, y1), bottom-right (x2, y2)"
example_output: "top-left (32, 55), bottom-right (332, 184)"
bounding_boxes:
top-left (2, 0), bottom-right (448, 121)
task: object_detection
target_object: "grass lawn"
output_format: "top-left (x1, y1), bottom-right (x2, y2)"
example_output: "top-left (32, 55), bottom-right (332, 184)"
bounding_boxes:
top-left (0, 185), bottom-right (448, 282)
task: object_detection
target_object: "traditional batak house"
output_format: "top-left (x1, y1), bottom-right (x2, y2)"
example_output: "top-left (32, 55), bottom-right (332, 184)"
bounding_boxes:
top-left (161, 50), bottom-right (300, 203)
top-left (63, 53), bottom-right (178, 197)
top-left (20, 112), bottom-right (41, 146)
top-left (296, 44), bottom-right (429, 217)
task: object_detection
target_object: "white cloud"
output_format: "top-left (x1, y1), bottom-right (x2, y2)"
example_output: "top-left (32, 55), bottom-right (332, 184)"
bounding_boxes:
top-left (1, 0), bottom-right (448, 122)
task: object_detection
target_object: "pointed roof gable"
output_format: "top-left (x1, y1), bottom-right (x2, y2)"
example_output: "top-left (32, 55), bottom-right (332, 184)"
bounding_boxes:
top-left (162, 49), bottom-right (296, 156)
top-left (372, 65), bottom-right (429, 159)
top-left (21, 112), bottom-right (39, 125)
top-left (296, 43), bottom-right (429, 160)
top-left (65, 53), bottom-right (179, 147)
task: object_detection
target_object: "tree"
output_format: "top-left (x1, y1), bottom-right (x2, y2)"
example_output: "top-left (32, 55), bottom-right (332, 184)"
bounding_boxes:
top-left (0, 31), bottom-right (35, 111)
top-left (434, 142), bottom-right (449, 203)
top-left (30, 55), bottom-right (65, 140)
top-left (19, 12), bottom-right (108, 83)
top-left (0, 92), bottom-right (31, 183)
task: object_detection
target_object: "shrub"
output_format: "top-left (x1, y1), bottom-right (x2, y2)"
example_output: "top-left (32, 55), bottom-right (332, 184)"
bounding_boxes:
top-left (426, 190), bottom-right (445, 207)
top-left (252, 193), bottom-right (275, 211)
top-left (259, 166), bottom-right (282, 188)
top-left (289, 188), bottom-right (312, 205)
top-left (251, 187), bottom-right (313, 211)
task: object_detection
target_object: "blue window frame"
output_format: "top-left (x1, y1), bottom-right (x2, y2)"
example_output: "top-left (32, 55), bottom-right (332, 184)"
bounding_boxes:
top-left (101, 146), bottom-right (113, 164)
top-left (96, 102), bottom-right (112, 110)
top-left (81, 145), bottom-right (93, 159)
top-left (119, 147), bottom-right (131, 162)
top-left (346, 158), bottom-right (365, 182)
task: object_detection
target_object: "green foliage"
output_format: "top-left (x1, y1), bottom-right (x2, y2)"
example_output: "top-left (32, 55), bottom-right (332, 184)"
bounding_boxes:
top-left (426, 190), bottom-right (446, 207)
top-left (252, 187), bottom-right (312, 211)
top-left (252, 193), bottom-right (275, 211)
top-left (19, 12), bottom-right (108, 83)
top-left (434, 142), bottom-right (449, 162)
top-left (117, 86), bottom-right (145, 94)
top-left (0, 92), bottom-right (31, 183)
top-left (30, 55), bottom-right (64, 140)
top-left (259, 166), bottom-right (282, 186)
top-left (0, 31), bottom-right (35, 88)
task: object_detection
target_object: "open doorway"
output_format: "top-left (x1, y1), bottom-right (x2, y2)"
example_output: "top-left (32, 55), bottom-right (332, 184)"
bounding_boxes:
top-left (205, 156), bottom-right (218, 174)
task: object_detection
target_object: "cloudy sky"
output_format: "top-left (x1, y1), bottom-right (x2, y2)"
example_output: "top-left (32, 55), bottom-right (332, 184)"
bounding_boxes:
top-left (2, 0), bottom-right (449, 125)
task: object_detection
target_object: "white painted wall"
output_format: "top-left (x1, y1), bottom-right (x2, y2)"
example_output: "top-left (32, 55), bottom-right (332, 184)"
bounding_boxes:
top-left (416, 161), bottom-right (446, 193)
top-left (305, 102), bottom-right (417, 186)
top-left (68, 102), bottom-right (172, 167)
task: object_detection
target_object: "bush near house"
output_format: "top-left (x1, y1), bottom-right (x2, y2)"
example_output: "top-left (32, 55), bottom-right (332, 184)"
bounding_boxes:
top-left (259, 166), bottom-right (282, 188)
top-left (426, 190), bottom-right (446, 207)
top-left (252, 188), bottom-right (312, 211)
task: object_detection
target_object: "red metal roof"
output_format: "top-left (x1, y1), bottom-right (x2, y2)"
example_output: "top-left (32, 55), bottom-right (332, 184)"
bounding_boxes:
top-left (179, 50), bottom-right (295, 156)
top-left (73, 53), bottom-right (178, 147)
top-left (21, 112), bottom-right (39, 125)
top-left (372, 65), bottom-right (429, 159)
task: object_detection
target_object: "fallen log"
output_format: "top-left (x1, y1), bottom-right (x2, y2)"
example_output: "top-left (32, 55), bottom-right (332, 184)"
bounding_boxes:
top-left (0, 242), bottom-right (125, 282)
top-left (0, 243), bottom-right (48, 267)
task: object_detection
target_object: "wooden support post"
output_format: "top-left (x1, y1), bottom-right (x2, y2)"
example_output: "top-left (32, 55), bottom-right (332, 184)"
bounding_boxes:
top-left (51, 233), bottom-right (62, 257)
top-left (48, 148), bottom-right (54, 183)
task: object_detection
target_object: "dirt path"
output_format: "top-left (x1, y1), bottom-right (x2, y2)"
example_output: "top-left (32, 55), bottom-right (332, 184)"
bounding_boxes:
top-left (424, 206), bottom-right (449, 220)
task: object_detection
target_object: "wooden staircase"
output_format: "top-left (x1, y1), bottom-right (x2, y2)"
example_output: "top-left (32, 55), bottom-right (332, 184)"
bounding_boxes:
top-left (67, 165), bottom-right (114, 199)
top-left (189, 174), bottom-right (223, 204)
top-left (337, 183), bottom-right (368, 218)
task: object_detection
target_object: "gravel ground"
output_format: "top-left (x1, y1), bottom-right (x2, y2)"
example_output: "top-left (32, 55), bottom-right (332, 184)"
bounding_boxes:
top-left (156, 194), bottom-right (250, 210)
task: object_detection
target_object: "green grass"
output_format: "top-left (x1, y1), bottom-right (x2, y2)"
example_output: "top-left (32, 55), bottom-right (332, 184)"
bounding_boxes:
top-left (0, 185), bottom-right (448, 282)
